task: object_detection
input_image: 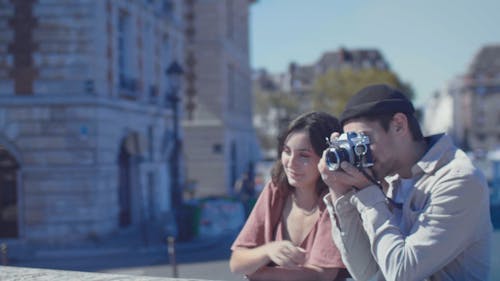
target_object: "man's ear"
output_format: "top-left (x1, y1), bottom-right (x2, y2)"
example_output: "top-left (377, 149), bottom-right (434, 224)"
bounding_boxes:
top-left (391, 113), bottom-right (408, 134)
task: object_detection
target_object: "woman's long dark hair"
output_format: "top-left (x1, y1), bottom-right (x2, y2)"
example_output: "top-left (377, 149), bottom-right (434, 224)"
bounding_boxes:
top-left (271, 112), bottom-right (341, 195)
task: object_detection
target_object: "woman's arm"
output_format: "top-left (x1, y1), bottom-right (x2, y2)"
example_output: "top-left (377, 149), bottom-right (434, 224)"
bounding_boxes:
top-left (230, 241), bottom-right (305, 275)
top-left (248, 265), bottom-right (339, 281)
top-left (230, 246), bottom-right (272, 276)
top-left (231, 241), bottom-right (340, 281)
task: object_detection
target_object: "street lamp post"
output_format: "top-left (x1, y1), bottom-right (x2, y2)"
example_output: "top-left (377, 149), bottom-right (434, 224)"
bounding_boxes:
top-left (166, 61), bottom-right (184, 223)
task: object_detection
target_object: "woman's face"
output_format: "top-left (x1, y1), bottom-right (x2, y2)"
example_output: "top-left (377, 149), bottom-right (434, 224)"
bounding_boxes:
top-left (281, 130), bottom-right (321, 190)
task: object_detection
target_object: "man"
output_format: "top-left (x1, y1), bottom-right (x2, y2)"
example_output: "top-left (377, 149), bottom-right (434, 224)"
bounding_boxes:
top-left (318, 84), bottom-right (492, 281)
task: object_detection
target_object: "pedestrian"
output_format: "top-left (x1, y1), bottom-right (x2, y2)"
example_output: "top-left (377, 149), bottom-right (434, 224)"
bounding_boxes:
top-left (318, 84), bottom-right (492, 281)
top-left (230, 112), bottom-right (349, 281)
top-left (235, 172), bottom-right (256, 216)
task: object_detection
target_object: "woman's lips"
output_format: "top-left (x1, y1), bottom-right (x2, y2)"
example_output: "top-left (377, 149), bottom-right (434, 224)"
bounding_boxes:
top-left (286, 170), bottom-right (302, 179)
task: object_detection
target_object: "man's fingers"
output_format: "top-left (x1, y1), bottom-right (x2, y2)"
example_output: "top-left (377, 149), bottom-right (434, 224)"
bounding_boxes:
top-left (339, 162), bottom-right (373, 187)
top-left (340, 161), bottom-right (360, 176)
top-left (329, 132), bottom-right (340, 141)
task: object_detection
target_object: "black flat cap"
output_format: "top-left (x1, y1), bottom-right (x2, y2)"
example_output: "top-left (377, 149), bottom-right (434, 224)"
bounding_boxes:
top-left (340, 84), bottom-right (414, 126)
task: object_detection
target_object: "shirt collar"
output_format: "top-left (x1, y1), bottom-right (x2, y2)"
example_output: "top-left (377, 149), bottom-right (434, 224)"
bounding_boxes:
top-left (413, 133), bottom-right (455, 175)
top-left (384, 133), bottom-right (454, 184)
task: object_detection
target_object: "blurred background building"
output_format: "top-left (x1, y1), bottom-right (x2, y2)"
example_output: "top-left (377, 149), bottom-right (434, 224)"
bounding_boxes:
top-left (423, 44), bottom-right (500, 204)
top-left (182, 0), bottom-right (259, 199)
top-left (1, 0), bottom-right (497, 247)
top-left (253, 47), bottom-right (401, 159)
top-left (0, 0), bottom-right (257, 244)
top-left (0, 0), bottom-right (186, 243)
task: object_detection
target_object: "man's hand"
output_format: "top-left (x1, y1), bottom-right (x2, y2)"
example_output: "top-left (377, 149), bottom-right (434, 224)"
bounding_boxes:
top-left (319, 133), bottom-right (374, 197)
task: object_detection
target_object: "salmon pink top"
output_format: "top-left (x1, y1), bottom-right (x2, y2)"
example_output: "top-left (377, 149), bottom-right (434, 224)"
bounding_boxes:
top-left (231, 181), bottom-right (344, 268)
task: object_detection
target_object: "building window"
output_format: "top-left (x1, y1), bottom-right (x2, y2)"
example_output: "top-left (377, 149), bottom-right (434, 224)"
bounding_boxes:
top-left (226, 0), bottom-right (234, 39)
top-left (476, 133), bottom-right (485, 142)
top-left (144, 21), bottom-right (156, 103)
top-left (162, 0), bottom-right (174, 14)
top-left (475, 86), bottom-right (486, 95)
top-left (118, 10), bottom-right (137, 98)
top-left (475, 110), bottom-right (485, 127)
top-left (227, 64), bottom-right (235, 110)
top-left (162, 36), bottom-right (171, 105)
top-left (213, 143), bottom-right (223, 154)
top-left (148, 125), bottom-right (154, 161)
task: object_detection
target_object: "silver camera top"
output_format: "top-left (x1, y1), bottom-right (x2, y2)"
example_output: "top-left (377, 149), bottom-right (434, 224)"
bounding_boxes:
top-left (325, 131), bottom-right (373, 171)
top-left (327, 132), bottom-right (370, 150)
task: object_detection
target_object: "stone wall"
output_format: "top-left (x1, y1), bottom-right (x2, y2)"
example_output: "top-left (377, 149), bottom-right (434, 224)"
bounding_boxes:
top-left (0, 266), bottom-right (216, 281)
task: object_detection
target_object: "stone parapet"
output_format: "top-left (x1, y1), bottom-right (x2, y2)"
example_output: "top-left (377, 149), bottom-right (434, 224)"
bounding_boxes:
top-left (0, 266), bottom-right (217, 281)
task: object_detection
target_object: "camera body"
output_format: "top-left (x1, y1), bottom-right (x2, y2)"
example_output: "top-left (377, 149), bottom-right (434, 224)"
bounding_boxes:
top-left (325, 131), bottom-right (374, 171)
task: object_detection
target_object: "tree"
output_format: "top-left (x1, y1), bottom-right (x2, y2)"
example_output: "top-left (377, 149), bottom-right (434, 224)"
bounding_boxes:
top-left (253, 84), bottom-right (301, 157)
top-left (311, 68), bottom-right (414, 116)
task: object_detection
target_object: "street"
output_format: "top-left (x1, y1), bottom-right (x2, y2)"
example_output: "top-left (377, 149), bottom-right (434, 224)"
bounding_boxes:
top-left (99, 232), bottom-right (245, 281)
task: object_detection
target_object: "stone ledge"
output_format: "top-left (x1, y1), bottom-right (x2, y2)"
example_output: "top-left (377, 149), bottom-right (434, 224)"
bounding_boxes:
top-left (0, 266), bottom-right (218, 281)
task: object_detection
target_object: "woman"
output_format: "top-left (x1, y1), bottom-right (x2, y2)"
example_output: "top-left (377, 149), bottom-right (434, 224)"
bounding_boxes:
top-left (230, 112), bottom-right (348, 281)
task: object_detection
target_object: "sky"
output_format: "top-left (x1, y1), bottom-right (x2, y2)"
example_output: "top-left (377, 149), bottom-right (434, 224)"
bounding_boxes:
top-left (249, 0), bottom-right (500, 107)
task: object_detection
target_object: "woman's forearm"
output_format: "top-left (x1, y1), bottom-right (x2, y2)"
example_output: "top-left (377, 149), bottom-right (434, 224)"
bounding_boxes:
top-left (248, 266), bottom-right (339, 281)
top-left (229, 246), bottom-right (271, 275)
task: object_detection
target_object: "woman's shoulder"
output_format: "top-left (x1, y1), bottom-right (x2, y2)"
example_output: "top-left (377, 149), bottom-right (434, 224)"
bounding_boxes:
top-left (253, 181), bottom-right (290, 213)
top-left (262, 181), bottom-right (289, 199)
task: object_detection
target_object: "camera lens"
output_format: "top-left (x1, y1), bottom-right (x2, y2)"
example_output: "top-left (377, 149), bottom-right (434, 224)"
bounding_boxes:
top-left (326, 148), bottom-right (350, 171)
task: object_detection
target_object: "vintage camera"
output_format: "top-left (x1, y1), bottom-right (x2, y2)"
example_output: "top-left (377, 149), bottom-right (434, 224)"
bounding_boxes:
top-left (325, 131), bottom-right (374, 171)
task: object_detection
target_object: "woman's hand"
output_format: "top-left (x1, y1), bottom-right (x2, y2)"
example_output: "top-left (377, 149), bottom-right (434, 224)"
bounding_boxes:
top-left (266, 240), bottom-right (306, 268)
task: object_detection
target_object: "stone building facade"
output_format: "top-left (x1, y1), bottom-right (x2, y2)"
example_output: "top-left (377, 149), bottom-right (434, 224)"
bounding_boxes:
top-left (423, 44), bottom-right (500, 153)
top-left (461, 44), bottom-right (500, 152)
top-left (422, 78), bottom-right (462, 139)
top-left (0, 0), bottom-right (186, 242)
top-left (182, 0), bottom-right (259, 198)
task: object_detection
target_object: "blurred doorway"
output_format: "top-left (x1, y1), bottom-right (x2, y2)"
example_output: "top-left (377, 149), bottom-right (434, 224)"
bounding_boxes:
top-left (0, 145), bottom-right (19, 238)
top-left (118, 139), bottom-right (132, 227)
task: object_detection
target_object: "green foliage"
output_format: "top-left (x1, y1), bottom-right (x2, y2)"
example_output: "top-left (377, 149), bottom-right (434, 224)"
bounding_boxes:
top-left (254, 88), bottom-right (300, 117)
top-left (312, 68), bottom-right (414, 116)
top-left (253, 83), bottom-right (301, 154)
